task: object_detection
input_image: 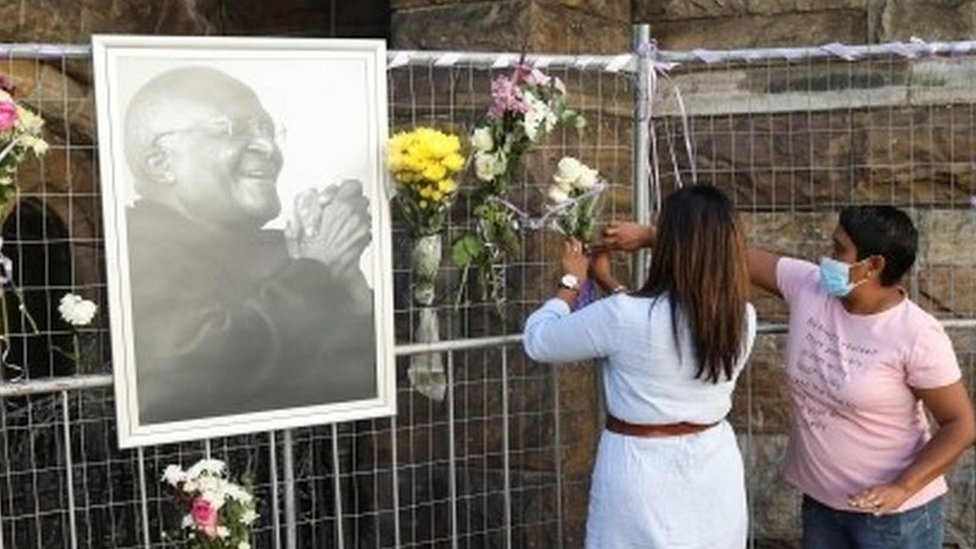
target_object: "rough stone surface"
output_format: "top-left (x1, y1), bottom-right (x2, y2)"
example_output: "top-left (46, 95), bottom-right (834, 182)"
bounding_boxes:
top-left (0, 0), bottom-right (387, 43)
top-left (650, 11), bottom-right (867, 49)
top-left (391, 0), bottom-right (628, 53)
top-left (878, 0), bottom-right (976, 42)
top-left (637, 0), bottom-right (869, 20)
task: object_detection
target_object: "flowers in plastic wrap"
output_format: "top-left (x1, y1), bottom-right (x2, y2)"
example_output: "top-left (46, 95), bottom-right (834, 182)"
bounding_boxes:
top-left (545, 157), bottom-right (606, 243)
top-left (386, 127), bottom-right (465, 401)
top-left (162, 459), bottom-right (258, 549)
top-left (453, 63), bottom-right (585, 313)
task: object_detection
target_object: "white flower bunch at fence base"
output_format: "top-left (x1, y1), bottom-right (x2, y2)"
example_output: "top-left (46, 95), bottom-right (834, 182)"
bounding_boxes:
top-left (161, 459), bottom-right (258, 549)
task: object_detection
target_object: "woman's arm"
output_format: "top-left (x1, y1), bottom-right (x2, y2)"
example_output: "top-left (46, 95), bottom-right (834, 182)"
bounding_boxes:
top-left (523, 239), bottom-right (618, 363)
top-left (595, 220), bottom-right (656, 251)
top-left (848, 380), bottom-right (976, 513)
top-left (589, 251), bottom-right (628, 294)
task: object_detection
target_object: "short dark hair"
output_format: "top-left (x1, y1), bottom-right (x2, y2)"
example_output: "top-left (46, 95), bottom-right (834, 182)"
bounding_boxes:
top-left (838, 205), bottom-right (918, 286)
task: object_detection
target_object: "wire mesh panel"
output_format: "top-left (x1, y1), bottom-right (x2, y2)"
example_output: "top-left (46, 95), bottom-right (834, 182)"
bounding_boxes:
top-left (0, 46), bottom-right (634, 548)
top-left (0, 40), bottom-right (974, 549)
top-left (651, 46), bottom-right (976, 547)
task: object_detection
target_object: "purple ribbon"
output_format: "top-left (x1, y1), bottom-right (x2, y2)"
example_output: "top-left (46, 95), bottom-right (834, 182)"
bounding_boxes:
top-left (573, 278), bottom-right (596, 311)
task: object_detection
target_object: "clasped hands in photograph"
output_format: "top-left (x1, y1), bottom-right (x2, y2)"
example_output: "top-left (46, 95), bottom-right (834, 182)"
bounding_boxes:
top-left (285, 178), bottom-right (372, 278)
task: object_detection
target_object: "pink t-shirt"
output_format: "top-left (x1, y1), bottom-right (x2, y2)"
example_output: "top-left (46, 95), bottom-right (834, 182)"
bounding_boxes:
top-left (777, 258), bottom-right (961, 512)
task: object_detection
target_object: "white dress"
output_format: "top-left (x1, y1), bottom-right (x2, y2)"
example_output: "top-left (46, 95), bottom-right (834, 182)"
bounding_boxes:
top-left (523, 294), bottom-right (757, 549)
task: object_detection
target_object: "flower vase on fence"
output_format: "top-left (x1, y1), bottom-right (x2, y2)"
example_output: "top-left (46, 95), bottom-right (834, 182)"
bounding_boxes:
top-left (386, 127), bottom-right (464, 400)
top-left (409, 233), bottom-right (445, 401)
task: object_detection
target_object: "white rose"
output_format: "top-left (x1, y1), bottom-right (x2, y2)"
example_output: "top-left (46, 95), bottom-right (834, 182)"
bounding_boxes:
top-left (547, 186), bottom-right (569, 204)
top-left (181, 514), bottom-right (194, 529)
top-left (58, 293), bottom-right (97, 326)
top-left (216, 526), bottom-right (230, 539)
top-left (470, 127), bottom-right (494, 152)
top-left (474, 151), bottom-right (507, 182)
top-left (161, 465), bottom-right (185, 486)
top-left (552, 157), bottom-right (583, 188)
top-left (239, 542), bottom-right (252, 549)
top-left (574, 166), bottom-right (599, 190)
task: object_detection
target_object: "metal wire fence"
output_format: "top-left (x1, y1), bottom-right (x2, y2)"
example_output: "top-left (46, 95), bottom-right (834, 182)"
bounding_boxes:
top-left (0, 35), bottom-right (973, 548)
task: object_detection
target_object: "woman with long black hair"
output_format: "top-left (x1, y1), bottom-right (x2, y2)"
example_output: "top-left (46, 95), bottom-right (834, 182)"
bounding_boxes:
top-left (523, 184), bottom-right (756, 548)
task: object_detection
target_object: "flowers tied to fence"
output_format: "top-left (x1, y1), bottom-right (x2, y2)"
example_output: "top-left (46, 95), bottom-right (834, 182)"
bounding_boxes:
top-left (453, 63), bottom-right (585, 311)
top-left (386, 127), bottom-right (464, 238)
top-left (0, 77), bottom-right (49, 379)
top-left (545, 157), bottom-right (606, 243)
top-left (162, 459), bottom-right (258, 549)
top-left (386, 127), bottom-right (465, 401)
top-left (0, 82), bottom-right (48, 215)
top-left (52, 293), bottom-right (99, 373)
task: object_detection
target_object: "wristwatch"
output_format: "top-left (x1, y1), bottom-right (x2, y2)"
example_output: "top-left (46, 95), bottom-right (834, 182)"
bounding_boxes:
top-left (559, 273), bottom-right (581, 292)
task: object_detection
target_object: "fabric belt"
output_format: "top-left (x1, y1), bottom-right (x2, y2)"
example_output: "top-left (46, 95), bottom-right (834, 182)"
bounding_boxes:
top-left (605, 414), bottom-right (719, 438)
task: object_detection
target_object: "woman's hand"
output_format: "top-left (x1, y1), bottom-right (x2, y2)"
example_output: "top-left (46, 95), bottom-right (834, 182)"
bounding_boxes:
top-left (561, 239), bottom-right (588, 280)
top-left (594, 221), bottom-right (656, 252)
top-left (847, 483), bottom-right (912, 515)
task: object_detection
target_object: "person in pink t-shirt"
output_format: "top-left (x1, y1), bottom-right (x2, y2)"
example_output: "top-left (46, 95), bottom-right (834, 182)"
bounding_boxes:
top-left (598, 205), bottom-right (975, 548)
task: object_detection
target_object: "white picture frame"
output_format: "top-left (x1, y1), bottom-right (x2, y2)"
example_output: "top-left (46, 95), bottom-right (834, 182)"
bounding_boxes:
top-left (92, 35), bottom-right (394, 448)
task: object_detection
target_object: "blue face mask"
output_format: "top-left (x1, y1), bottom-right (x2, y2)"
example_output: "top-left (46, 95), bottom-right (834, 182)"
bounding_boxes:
top-left (819, 256), bottom-right (867, 297)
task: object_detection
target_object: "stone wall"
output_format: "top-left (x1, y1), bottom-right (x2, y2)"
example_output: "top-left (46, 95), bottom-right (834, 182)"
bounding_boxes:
top-left (638, 0), bottom-right (976, 49)
top-left (387, 1), bottom-right (976, 547)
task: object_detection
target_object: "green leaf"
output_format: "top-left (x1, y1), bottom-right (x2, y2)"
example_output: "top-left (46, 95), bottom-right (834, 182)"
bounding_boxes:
top-left (451, 234), bottom-right (485, 267)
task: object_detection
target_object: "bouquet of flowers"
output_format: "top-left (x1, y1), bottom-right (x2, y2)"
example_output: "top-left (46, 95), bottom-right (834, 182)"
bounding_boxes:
top-left (453, 63), bottom-right (585, 311)
top-left (162, 459), bottom-right (258, 549)
top-left (386, 127), bottom-right (465, 401)
top-left (387, 127), bottom-right (464, 239)
top-left (545, 157), bottom-right (606, 243)
top-left (0, 81), bottom-right (48, 216)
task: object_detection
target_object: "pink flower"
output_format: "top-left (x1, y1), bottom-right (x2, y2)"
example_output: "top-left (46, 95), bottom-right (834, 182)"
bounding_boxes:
top-left (487, 76), bottom-right (529, 120)
top-left (0, 101), bottom-right (18, 132)
top-left (191, 498), bottom-right (219, 539)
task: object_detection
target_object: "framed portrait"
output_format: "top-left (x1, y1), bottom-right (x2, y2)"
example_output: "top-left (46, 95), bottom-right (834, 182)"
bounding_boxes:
top-left (92, 35), bottom-right (394, 448)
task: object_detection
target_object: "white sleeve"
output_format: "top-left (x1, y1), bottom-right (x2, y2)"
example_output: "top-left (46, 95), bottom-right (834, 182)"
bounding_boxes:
top-left (522, 297), bottom-right (619, 364)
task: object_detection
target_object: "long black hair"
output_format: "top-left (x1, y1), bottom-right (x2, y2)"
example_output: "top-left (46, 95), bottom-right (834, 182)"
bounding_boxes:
top-left (635, 185), bottom-right (750, 383)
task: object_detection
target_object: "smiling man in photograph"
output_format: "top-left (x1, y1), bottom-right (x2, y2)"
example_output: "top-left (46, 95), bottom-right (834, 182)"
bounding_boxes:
top-left (123, 66), bottom-right (375, 424)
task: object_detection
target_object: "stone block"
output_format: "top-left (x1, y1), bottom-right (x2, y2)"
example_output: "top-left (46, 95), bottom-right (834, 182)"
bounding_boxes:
top-left (917, 210), bottom-right (976, 267)
top-left (637, 0), bottom-right (868, 20)
top-left (392, 0), bottom-right (629, 53)
top-left (877, 0), bottom-right (976, 42)
top-left (651, 11), bottom-right (867, 49)
top-left (912, 266), bottom-right (976, 318)
top-left (535, 0), bottom-right (630, 22)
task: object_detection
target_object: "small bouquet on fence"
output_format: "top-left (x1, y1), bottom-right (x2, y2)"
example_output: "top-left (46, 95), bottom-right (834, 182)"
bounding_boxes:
top-left (454, 63), bottom-right (585, 312)
top-left (386, 126), bottom-right (465, 400)
top-left (545, 157), bottom-right (606, 243)
top-left (544, 157), bottom-right (607, 309)
top-left (162, 459), bottom-right (258, 549)
top-left (0, 80), bottom-right (48, 215)
top-left (0, 76), bottom-right (48, 380)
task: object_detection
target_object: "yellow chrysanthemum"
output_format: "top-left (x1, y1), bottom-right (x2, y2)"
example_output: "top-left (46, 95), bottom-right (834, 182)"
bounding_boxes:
top-left (422, 163), bottom-right (447, 182)
top-left (442, 153), bottom-right (465, 172)
top-left (438, 179), bottom-right (457, 194)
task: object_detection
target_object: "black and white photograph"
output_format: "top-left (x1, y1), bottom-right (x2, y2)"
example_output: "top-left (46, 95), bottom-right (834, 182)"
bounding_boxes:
top-left (92, 35), bottom-right (394, 447)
